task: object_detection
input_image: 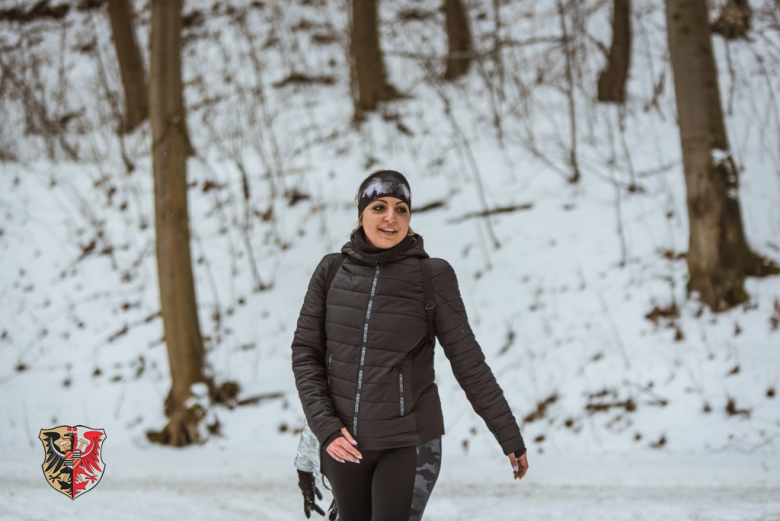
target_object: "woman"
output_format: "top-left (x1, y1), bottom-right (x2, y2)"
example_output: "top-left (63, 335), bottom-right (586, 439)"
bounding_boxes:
top-left (292, 170), bottom-right (529, 521)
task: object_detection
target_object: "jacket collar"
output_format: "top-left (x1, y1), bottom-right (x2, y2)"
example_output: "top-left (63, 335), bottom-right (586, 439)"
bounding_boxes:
top-left (342, 228), bottom-right (429, 265)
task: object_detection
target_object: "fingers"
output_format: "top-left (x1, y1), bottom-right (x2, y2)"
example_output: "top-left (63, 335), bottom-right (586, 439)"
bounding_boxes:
top-left (341, 440), bottom-right (362, 461)
top-left (326, 437), bottom-right (362, 463)
top-left (313, 503), bottom-right (326, 516)
top-left (509, 452), bottom-right (529, 480)
top-left (517, 452), bottom-right (530, 480)
top-left (340, 427), bottom-right (358, 446)
top-left (332, 440), bottom-right (361, 462)
top-left (340, 428), bottom-right (363, 461)
top-left (315, 486), bottom-right (323, 500)
top-left (326, 445), bottom-right (346, 462)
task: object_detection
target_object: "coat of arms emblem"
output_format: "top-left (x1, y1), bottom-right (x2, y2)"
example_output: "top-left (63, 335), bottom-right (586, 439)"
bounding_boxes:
top-left (39, 426), bottom-right (106, 499)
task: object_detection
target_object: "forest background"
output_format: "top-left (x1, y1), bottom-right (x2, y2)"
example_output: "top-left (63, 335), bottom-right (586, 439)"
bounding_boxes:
top-left (0, 0), bottom-right (779, 519)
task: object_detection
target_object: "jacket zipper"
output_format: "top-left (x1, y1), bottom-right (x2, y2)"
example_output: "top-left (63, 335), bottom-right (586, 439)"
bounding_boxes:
top-left (352, 264), bottom-right (381, 436)
top-left (327, 353), bottom-right (333, 385)
top-left (398, 365), bottom-right (405, 416)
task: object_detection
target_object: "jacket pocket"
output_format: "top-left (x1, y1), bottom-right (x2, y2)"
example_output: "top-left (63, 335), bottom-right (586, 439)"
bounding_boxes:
top-left (398, 365), bottom-right (405, 416)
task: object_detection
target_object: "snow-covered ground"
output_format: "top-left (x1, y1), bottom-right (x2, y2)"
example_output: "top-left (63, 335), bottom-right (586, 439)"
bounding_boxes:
top-left (3, 444), bottom-right (780, 520)
top-left (1, 0), bottom-right (780, 519)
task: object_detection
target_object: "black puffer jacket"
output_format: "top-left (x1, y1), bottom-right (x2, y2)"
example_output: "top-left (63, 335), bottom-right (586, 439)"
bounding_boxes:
top-left (291, 231), bottom-right (525, 455)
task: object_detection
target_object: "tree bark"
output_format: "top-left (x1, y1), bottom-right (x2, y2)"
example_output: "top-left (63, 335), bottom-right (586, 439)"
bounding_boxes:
top-left (597, 0), bottom-right (631, 103)
top-left (351, 0), bottom-right (399, 114)
top-left (149, 0), bottom-right (207, 446)
top-left (665, 0), bottom-right (775, 312)
top-left (107, 0), bottom-right (148, 133)
top-left (711, 0), bottom-right (752, 40)
top-left (444, 0), bottom-right (472, 81)
top-left (557, 0), bottom-right (581, 184)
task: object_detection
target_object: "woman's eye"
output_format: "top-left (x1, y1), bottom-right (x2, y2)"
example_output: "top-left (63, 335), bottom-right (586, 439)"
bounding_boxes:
top-left (398, 207), bottom-right (408, 213)
top-left (372, 205), bottom-right (385, 211)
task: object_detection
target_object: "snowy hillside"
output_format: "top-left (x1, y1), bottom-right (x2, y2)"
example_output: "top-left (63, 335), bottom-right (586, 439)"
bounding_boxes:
top-left (1, 0), bottom-right (779, 519)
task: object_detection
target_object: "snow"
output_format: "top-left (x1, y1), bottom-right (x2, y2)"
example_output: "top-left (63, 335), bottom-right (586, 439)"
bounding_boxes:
top-left (1, 0), bottom-right (780, 519)
top-left (3, 446), bottom-right (779, 520)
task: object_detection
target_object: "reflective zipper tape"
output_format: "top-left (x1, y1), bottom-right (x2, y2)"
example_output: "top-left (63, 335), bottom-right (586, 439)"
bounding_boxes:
top-left (352, 265), bottom-right (380, 436)
top-left (399, 366), bottom-right (405, 416)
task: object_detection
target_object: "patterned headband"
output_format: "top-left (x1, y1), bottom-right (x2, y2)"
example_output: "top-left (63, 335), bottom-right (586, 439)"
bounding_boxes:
top-left (357, 170), bottom-right (412, 217)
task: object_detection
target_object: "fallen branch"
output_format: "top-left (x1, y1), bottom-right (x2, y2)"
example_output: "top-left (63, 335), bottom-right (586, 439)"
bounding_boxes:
top-left (448, 203), bottom-right (533, 223)
top-left (236, 392), bottom-right (285, 407)
top-left (623, 379), bottom-right (670, 407)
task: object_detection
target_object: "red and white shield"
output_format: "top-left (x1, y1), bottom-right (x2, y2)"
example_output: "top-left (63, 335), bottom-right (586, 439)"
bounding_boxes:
top-left (39, 425), bottom-right (107, 500)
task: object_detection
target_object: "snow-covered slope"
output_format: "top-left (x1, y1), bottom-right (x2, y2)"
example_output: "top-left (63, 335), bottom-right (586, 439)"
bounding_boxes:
top-left (1, 2), bottom-right (779, 515)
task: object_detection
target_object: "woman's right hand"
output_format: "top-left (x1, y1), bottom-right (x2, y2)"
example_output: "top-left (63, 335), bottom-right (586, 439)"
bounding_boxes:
top-left (326, 427), bottom-right (363, 463)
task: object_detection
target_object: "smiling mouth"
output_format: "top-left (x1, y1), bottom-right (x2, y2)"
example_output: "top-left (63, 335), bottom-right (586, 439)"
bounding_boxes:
top-left (379, 228), bottom-right (397, 236)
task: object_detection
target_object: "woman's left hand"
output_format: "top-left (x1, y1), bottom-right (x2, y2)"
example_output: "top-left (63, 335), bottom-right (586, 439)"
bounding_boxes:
top-left (508, 451), bottom-right (529, 481)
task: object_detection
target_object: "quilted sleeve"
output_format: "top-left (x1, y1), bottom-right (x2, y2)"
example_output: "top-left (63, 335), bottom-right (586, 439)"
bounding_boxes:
top-left (291, 254), bottom-right (345, 447)
top-left (431, 259), bottom-right (526, 456)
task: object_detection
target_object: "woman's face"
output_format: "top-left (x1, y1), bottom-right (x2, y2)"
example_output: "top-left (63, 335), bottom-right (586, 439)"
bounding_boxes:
top-left (362, 197), bottom-right (411, 249)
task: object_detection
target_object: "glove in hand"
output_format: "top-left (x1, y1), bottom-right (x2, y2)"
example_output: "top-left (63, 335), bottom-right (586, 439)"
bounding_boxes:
top-left (297, 470), bottom-right (326, 518)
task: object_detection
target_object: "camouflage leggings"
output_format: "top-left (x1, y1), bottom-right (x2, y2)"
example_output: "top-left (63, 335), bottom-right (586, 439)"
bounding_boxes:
top-left (410, 437), bottom-right (442, 521)
top-left (321, 437), bottom-right (442, 521)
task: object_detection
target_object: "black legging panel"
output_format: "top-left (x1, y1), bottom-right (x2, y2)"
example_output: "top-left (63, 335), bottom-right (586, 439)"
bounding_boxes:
top-left (321, 438), bottom-right (441, 521)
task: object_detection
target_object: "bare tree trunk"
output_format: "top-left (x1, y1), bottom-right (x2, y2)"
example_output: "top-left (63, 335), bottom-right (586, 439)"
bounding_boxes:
top-left (711, 0), bottom-right (752, 40)
top-left (444, 0), bottom-right (472, 81)
top-left (597, 0), bottom-right (631, 103)
top-left (107, 0), bottom-right (148, 133)
top-left (149, 0), bottom-right (207, 446)
top-left (351, 0), bottom-right (399, 115)
top-left (665, 0), bottom-right (777, 312)
top-left (557, 0), bottom-right (581, 184)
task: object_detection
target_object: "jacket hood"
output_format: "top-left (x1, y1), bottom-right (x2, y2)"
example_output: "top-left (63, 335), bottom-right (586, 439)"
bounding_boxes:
top-left (342, 228), bottom-right (429, 265)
